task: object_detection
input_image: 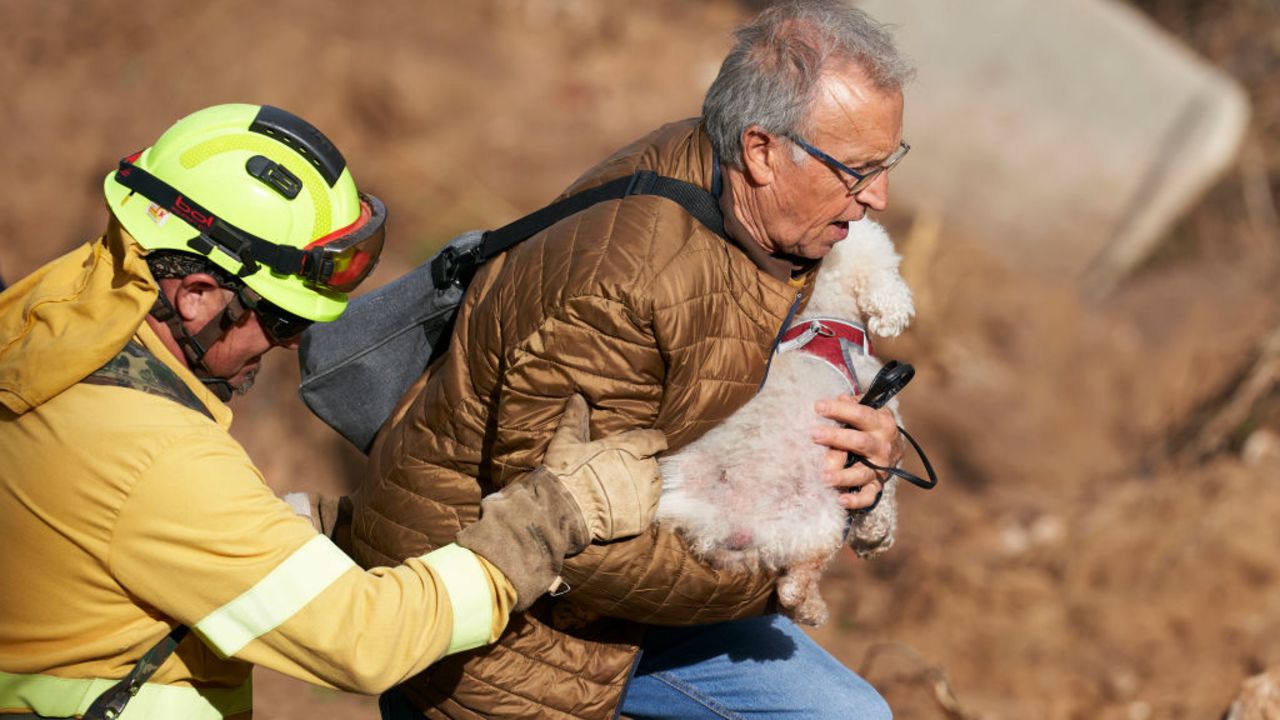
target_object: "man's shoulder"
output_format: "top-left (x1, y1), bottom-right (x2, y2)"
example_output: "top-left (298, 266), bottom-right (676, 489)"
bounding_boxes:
top-left (536, 196), bottom-right (730, 310)
top-left (4, 379), bottom-right (249, 523)
top-left (55, 381), bottom-right (236, 461)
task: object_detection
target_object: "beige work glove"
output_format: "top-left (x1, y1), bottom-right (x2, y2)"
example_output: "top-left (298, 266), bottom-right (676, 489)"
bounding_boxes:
top-left (456, 395), bottom-right (666, 609)
top-left (310, 494), bottom-right (354, 554)
top-left (541, 394), bottom-right (667, 542)
top-left (456, 468), bottom-right (588, 610)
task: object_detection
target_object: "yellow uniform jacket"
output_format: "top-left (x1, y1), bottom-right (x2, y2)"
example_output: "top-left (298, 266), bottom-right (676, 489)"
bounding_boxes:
top-left (0, 221), bottom-right (515, 719)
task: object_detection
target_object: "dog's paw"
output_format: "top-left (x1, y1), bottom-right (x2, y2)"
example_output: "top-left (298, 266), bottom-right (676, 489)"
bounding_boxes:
top-left (777, 573), bottom-right (830, 627)
top-left (776, 561), bottom-right (831, 627)
top-left (861, 278), bottom-right (915, 338)
top-left (849, 480), bottom-right (898, 557)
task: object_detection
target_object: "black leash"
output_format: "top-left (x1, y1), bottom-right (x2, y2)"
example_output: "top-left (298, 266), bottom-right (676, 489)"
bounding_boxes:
top-left (850, 424), bottom-right (938, 490)
top-left (847, 362), bottom-right (939, 491)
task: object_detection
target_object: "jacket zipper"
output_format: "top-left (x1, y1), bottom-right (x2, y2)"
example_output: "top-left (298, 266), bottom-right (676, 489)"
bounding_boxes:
top-left (758, 289), bottom-right (806, 391)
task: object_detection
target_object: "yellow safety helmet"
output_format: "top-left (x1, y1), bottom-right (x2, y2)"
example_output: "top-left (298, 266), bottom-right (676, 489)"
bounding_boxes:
top-left (104, 103), bottom-right (386, 323)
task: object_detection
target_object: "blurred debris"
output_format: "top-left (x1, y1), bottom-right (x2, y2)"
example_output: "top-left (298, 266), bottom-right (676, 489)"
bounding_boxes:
top-left (860, 642), bottom-right (993, 720)
top-left (1128, 701), bottom-right (1154, 720)
top-left (1226, 668), bottom-right (1280, 720)
top-left (1164, 323), bottom-right (1280, 463)
top-left (1241, 135), bottom-right (1280, 258)
top-left (999, 513), bottom-right (1065, 556)
top-left (1242, 428), bottom-right (1280, 468)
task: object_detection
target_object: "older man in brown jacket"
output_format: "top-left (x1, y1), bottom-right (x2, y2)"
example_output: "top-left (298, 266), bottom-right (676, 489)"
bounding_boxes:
top-left (352, 1), bottom-right (915, 718)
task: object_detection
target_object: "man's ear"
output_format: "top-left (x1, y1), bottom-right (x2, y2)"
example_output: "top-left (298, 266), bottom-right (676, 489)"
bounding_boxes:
top-left (173, 273), bottom-right (227, 326)
top-left (740, 126), bottom-right (782, 187)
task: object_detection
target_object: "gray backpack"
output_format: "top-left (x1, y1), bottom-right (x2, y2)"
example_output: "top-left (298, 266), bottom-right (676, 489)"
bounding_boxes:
top-left (298, 171), bottom-right (727, 452)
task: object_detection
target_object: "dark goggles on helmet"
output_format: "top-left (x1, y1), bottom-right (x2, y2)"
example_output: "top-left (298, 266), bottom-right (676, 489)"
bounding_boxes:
top-left (115, 153), bottom-right (386, 294)
top-left (230, 285), bottom-right (313, 343)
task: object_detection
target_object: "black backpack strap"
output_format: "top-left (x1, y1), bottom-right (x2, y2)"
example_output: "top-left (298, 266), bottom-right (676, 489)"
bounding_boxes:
top-left (82, 625), bottom-right (191, 720)
top-left (82, 340), bottom-right (215, 421)
top-left (431, 170), bottom-right (726, 290)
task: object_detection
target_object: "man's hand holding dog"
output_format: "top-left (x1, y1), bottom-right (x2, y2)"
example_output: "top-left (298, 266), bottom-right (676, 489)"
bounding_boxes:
top-left (811, 397), bottom-right (904, 510)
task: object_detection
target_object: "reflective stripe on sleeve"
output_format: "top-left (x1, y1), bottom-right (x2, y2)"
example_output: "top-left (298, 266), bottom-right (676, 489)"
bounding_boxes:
top-left (421, 543), bottom-right (496, 655)
top-left (194, 534), bottom-right (356, 658)
top-left (0, 671), bottom-right (251, 719)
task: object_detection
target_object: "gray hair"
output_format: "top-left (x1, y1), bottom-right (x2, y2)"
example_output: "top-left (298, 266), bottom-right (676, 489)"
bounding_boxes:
top-left (703, 0), bottom-right (914, 168)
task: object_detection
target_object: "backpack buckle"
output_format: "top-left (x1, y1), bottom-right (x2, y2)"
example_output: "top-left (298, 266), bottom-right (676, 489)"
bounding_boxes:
top-left (430, 245), bottom-right (481, 290)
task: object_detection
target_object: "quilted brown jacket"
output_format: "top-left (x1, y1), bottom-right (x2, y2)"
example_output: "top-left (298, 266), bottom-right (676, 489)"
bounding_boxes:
top-left (350, 119), bottom-right (813, 719)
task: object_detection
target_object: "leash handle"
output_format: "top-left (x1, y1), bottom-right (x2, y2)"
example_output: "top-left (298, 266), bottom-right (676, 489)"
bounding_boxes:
top-left (843, 361), bottom-right (939, 491)
top-left (859, 360), bottom-right (913, 410)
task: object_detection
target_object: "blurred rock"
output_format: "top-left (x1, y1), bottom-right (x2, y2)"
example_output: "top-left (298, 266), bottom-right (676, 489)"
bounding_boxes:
top-left (1242, 428), bottom-right (1280, 467)
top-left (1226, 669), bottom-right (1280, 720)
top-left (1127, 700), bottom-right (1153, 720)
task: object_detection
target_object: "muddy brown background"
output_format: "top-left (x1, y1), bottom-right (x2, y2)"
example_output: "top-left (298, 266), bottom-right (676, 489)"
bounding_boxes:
top-left (3, 1), bottom-right (1279, 717)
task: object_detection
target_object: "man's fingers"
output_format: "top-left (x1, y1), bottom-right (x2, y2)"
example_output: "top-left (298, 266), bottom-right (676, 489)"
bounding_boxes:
top-left (817, 397), bottom-right (897, 433)
top-left (812, 425), bottom-right (892, 466)
top-left (822, 447), bottom-right (847, 473)
top-left (823, 461), bottom-right (879, 491)
top-left (816, 396), bottom-right (876, 426)
top-left (838, 480), bottom-right (883, 510)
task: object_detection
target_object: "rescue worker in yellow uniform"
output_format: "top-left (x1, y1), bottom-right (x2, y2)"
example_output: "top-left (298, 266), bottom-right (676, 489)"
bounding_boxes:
top-left (0, 104), bottom-right (666, 719)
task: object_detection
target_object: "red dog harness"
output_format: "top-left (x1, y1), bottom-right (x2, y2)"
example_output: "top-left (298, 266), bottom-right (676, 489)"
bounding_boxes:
top-left (776, 317), bottom-right (874, 395)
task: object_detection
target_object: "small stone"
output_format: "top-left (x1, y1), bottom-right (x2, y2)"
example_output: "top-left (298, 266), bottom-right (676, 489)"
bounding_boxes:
top-left (1225, 668), bottom-right (1280, 720)
top-left (1242, 429), bottom-right (1280, 468)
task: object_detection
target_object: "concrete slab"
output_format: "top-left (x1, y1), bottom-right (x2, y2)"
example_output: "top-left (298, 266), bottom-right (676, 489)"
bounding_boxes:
top-left (857, 0), bottom-right (1250, 293)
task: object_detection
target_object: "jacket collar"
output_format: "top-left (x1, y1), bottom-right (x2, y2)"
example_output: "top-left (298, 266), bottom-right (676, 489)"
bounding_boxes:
top-left (0, 219), bottom-right (157, 414)
top-left (0, 217), bottom-right (231, 425)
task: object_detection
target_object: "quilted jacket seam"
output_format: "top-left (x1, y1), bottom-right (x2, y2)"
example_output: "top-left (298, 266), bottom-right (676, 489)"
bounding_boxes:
top-left (496, 635), bottom-right (634, 683)
top-left (367, 500), bottom-right (460, 542)
top-left (455, 656), bottom-right (614, 719)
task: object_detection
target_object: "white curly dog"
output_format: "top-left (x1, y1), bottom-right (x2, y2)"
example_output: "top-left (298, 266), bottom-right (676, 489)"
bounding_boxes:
top-left (656, 217), bottom-right (914, 626)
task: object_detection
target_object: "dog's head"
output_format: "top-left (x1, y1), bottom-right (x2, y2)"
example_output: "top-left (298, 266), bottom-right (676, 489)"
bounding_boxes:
top-left (802, 219), bottom-right (914, 338)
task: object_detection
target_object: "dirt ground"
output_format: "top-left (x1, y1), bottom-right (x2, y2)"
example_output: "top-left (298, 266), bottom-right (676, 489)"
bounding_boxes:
top-left (3, 1), bottom-right (1279, 718)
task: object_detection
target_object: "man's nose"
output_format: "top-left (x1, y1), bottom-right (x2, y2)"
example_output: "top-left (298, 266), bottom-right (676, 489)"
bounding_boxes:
top-left (853, 171), bottom-right (890, 212)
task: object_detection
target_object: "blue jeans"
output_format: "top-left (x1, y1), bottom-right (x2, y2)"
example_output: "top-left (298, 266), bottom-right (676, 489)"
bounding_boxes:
top-left (621, 614), bottom-right (890, 719)
top-left (380, 614), bottom-right (889, 719)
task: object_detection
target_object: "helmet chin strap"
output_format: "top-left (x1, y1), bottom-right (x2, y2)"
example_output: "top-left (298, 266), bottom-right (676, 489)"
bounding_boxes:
top-left (150, 290), bottom-right (243, 402)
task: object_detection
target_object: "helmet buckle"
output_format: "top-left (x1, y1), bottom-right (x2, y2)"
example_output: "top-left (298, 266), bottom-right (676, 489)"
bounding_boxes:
top-left (246, 155), bottom-right (302, 200)
top-left (186, 232), bottom-right (258, 276)
top-left (301, 247), bottom-right (332, 285)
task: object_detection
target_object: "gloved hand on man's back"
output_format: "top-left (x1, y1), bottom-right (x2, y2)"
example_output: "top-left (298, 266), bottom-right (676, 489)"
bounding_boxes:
top-left (457, 394), bottom-right (667, 609)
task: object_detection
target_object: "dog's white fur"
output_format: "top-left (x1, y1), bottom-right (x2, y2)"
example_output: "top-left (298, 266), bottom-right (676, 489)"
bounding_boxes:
top-left (656, 218), bottom-right (914, 626)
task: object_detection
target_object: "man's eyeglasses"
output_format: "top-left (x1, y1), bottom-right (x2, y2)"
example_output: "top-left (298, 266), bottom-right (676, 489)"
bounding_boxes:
top-left (786, 134), bottom-right (910, 196)
top-left (231, 286), bottom-right (313, 344)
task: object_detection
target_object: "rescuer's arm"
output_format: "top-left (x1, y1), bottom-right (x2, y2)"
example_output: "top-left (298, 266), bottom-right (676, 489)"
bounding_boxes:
top-left (109, 398), bottom-right (662, 694)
